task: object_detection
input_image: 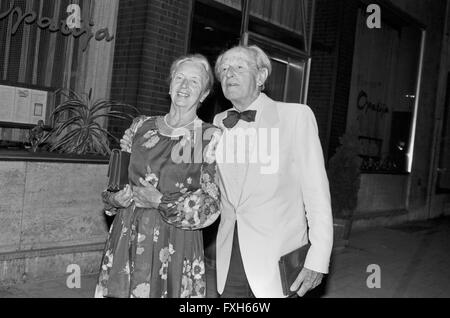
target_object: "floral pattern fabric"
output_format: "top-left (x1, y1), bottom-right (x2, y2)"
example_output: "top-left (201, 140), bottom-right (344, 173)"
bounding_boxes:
top-left (95, 116), bottom-right (221, 298)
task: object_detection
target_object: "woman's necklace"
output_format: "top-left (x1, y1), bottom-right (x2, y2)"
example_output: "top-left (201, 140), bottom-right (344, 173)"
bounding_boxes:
top-left (164, 114), bottom-right (198, 130)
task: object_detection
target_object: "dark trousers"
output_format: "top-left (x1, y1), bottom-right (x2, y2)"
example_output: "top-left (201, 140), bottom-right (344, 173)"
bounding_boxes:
top-left (220, 224), bottom-right (255, 298)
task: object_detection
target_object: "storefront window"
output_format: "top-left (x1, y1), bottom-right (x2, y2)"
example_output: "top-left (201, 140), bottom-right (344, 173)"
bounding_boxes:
top-left (346, 8), bottom-right (423, 174)
top-left (0, 0), bottom-right (118, 158)
top-left (0, 0), bottom-right (79, 149)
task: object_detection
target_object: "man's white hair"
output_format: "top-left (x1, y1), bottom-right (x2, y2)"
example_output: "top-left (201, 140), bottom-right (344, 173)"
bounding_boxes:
top-left (214, 45), bottom-right (272, 81)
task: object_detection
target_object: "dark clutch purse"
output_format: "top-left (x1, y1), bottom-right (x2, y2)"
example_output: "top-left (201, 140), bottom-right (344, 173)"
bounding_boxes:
top-left (107, 149), bottom-right (130, 192)
top-left (279, 243), bottom-right (311, 296)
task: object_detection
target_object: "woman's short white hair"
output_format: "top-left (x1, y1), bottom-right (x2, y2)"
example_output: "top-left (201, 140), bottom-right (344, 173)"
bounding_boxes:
top-left (169, 54), bottom-right (214, 93)
top-left (214, 45), bottom-right (272, 80)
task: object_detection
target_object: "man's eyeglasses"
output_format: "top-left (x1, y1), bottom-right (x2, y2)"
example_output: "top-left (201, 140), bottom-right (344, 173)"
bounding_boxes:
top-left (218, 64), bottom-right (257, 77)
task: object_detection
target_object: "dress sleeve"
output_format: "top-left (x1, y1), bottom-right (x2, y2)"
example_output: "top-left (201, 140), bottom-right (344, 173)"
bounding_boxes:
top-left (157, 129), bottom-right (222, 230)
top-left (122, 115), bottom-right (152, 153)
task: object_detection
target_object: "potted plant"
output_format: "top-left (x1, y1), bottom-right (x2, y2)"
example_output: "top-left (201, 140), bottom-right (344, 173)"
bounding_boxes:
top-left (41, 88), bottom-right (139, 156)
top-left (327, 127), bottom-right (362, 249)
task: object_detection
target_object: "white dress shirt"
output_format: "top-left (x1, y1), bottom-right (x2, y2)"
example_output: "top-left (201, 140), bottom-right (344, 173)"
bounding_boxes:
top-left (219, 94), bottom-right (263, 208)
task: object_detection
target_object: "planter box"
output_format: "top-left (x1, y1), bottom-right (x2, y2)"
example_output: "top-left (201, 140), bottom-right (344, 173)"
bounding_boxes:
top-left (0, 160), bottom-right (109, 285)
top-left (355, 173), bottom-right (408, 214)
top-left (348, 173), bottom-right (411, 230)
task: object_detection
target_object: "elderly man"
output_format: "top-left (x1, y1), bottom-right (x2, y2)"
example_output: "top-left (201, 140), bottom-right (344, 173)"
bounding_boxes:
top-left (212, 45), bottom-right (333, 298)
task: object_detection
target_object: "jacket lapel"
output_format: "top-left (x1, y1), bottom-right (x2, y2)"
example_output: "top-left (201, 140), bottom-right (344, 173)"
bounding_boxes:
top-left (237, 94), bottom-right (280, 207)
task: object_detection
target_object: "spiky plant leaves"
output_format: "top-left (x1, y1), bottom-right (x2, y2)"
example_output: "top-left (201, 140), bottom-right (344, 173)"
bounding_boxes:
top-left (48, 89), bottom-right (139, 156)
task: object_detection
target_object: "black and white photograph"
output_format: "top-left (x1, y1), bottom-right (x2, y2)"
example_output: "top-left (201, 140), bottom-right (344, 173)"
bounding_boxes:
top-left (0, 0), bottom-right (449, 304)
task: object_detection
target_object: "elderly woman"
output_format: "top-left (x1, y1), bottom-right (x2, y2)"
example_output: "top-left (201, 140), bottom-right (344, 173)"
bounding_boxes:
top-left (95, 54), bottom-right (221, 298)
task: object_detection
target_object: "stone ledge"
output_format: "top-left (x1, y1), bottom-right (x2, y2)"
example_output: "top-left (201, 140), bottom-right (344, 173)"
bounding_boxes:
top-left (0, 243), bottom-right (105, 286)
top-left (0, 242), bottom-right (105, 262)
top-left (0, 150), bottom-right (109, 164)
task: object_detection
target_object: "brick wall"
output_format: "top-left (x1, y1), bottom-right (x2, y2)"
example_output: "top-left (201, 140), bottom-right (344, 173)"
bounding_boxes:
top-left (327, 0), bottom-right (359, 160)
top-left (308, 0), bottom-right (339, 158)
top-left (308, 0), bottom-right (359, 162)
top-left (108, 0), bottom-right (191, 141)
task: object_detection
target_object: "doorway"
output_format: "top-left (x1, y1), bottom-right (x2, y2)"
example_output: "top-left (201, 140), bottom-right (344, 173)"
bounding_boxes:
top-left (189, 0), bottom-right (241, 123)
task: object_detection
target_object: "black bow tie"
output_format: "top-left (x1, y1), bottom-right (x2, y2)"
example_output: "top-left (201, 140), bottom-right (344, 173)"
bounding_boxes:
top-left (222, 110), bottom-right (257, 128)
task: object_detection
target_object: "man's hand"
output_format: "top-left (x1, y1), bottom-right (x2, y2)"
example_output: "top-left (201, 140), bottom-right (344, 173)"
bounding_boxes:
top-left (111, 184), bottom-right (133, 208)
top-left (120, 128), bottom-right (133, 152)
top-left (290, 267), bottom-right (324, 297)
top-left (132, 178), bottom-right (163, 209)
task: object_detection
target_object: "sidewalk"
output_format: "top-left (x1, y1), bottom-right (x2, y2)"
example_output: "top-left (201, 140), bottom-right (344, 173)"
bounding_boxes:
top-left (1, 216), bottom-right (449, 298)
top-left (322, 216), bottom-right (450, 298)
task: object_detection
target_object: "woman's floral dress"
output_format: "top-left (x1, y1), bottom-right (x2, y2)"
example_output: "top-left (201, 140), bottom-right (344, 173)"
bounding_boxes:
top-left (94, 116), bottom-right (221, 298)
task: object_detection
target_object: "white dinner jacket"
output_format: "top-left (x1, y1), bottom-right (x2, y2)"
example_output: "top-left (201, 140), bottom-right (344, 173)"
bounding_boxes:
top-left (213, 93), bottom-right (333, 298)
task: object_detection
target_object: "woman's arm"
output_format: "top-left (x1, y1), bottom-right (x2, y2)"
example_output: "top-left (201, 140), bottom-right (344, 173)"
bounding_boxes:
top-left (158, 129), bottom-right (222, 230)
